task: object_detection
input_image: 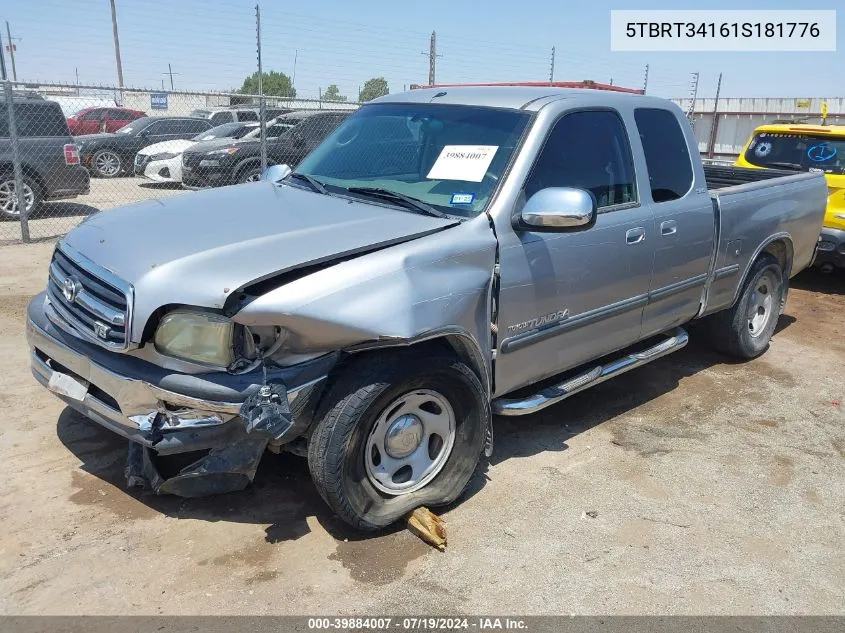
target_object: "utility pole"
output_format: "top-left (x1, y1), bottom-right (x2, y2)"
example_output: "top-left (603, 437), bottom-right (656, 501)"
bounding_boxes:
top-left (5, 22), bottom-right (17, 82)
top-left (685, 71), bottom-right (700, 125)
top-left (549, 46), bottom-right (555, 84)
top-left (707, 72), bottom-right (723, 158)
top-left (0, 28), bottom-right (8, 80)
top-left (75, 68), bottom-right (80, 95)
top-left (109, 0), bottom-right (124, 88)
top-left (167, 63), bottom-right (174, 90)
top-left (292, 49), bottom-right (297, 90)
top-left (428, 31), bottom-right (437, 85)
top-left (255, 4), bottom-right (267, 173)
top-left (642, 64), bottom-right (649, 94)
top-left (420, 32), bottom-right (442, 86)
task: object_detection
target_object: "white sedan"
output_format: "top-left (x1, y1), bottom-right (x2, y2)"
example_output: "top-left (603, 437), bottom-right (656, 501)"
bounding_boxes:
top-left (134, 121), bottom-right (258, 183)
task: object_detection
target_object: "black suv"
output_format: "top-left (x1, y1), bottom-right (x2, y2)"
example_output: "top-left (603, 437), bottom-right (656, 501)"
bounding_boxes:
top-left (77, 116), bottom-right (213, 178)
top-left (181, 110), bottom-right (352, 188)
top-left (0, 95), bottom-right (90, 220)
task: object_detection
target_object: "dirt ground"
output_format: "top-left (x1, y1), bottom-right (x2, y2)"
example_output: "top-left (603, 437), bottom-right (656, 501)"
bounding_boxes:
top-left (0, 240), bottom-right (843, 615)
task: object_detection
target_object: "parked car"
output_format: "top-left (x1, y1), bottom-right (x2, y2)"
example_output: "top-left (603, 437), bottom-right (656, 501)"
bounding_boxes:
top-left (181, 110), bottom-right (350, 188)
top-left (735, 123), bottom-right (845, 271)
top-left (0, 95), bottom-right (90, 220)
top-left (67, 107), bottom-right (146, 136)
top-left (25, 87), bottom-right (826, 531)
top-left (134, 121), bottom-right (260, 184)
top-left (187, 106), bottom-right (291, 126)
top-left (77, 116), bottom-right (213, 178)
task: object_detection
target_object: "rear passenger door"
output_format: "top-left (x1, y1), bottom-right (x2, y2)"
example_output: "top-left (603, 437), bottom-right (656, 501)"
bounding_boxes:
top-left (634, 108), bottom-right (715, 337)
top-left (494, 109), bottom-right (656, 395)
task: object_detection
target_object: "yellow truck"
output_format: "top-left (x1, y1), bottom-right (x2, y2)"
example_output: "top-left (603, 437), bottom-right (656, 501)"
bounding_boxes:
top-left (736, 123), bottom-right (845, 271)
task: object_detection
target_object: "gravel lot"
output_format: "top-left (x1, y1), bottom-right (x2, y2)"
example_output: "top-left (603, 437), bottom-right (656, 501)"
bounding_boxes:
top-left (0, 237), bottom-right (843, 615)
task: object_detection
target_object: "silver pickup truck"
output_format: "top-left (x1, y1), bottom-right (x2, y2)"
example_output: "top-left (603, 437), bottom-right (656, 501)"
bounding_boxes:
top-left (26, 87), bottom-right (827, 530)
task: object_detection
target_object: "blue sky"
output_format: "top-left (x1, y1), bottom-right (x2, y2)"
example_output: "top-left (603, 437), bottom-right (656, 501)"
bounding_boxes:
top-left (1, 0), bottom-right (841, 100)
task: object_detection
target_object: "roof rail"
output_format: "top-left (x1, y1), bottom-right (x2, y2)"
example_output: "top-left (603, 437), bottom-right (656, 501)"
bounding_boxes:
top-left (409, 81), bottom-right (644, 94)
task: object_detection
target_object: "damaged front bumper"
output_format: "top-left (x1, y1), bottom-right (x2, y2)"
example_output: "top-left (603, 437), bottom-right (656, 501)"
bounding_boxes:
top-left (26, 292), bottom-right (337, 496)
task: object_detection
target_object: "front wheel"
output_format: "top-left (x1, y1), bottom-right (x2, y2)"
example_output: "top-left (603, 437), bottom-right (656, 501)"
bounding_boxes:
top-left (237, 164), bottom-right (262, 184)
top-left (703, 254), bottom-right (784, 359)
top-left (307, 352), bottom-right (488, 531)
top-left (92, 150), bottom-right (122, 178)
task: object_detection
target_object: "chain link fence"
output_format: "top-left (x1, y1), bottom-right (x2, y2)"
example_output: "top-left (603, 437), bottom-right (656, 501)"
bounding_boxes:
top-left (0, 80), bottom-right (359, 244)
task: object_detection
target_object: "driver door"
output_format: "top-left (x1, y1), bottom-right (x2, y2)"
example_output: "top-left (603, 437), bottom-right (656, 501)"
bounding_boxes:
top-left (494, 108), bottom-right (656, 396)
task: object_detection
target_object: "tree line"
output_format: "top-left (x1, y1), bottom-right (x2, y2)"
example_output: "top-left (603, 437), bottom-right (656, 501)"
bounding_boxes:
top-left (238, 72), bottom-right (390, 102)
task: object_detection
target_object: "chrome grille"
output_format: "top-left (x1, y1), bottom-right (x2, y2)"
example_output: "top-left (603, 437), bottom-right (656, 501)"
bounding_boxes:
top-left (46, 244), bottom-right (132, 349)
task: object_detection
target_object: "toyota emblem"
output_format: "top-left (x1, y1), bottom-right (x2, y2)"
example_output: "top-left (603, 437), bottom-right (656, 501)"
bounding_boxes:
top-left (62, 277), bottom-right (81, 303)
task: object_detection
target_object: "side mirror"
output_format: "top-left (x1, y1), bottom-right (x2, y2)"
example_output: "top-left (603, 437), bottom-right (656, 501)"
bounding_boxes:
top-left (261, 163), bottom-right (291, 182)
top-left (517, 187), bottom-right (597, 231)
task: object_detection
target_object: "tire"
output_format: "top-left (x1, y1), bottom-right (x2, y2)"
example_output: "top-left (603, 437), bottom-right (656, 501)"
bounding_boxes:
top-left (0, 172), bottom-right (42, 220)
top-left (237, 164), bottom-right (262, 184)
top-left (704, 254), bottom-right (784, 359)
top-left (91, 149), bottom-right (122, 178)
top-left (307, 351), bottom-right (489, 531)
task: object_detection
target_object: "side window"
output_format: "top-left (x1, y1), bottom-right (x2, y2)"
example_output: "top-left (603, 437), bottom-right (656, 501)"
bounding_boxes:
top-left (144, 120), bottom-right (169, 135)
top-left (109, 109), bottom-right (132, 121)
top-left (524, 110), bottom-right (637, 209)
top-left (237, 110), bottom-right (258, 122)
top-left (634, 108), bottom-right (694, 202)
top-left (210, 111), bottom-right (233, 125)
top-left (185, 119), bottom-right (212, 133)
top-left (81, 109), bottom-right (103, 121)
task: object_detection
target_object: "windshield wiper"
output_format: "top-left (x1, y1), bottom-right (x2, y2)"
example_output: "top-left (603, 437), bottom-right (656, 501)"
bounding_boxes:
top-left (346, 187), bottom-right (445, 218)
top-left (765, 161), bottom-right (804, 171)
top-left (287, 172), bottom-right (329, 195)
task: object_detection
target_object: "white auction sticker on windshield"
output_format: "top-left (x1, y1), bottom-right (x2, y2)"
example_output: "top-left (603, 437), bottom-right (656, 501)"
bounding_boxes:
top-left (427, 145), bottom-right (498, 182)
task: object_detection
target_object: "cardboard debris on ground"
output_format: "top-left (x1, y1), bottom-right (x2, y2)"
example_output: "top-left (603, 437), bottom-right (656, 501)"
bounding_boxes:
top-left (407, 507), bottom-right (447, 551)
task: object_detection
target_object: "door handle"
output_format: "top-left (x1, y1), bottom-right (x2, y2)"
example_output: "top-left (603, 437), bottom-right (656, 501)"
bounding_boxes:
top-left (660, 220), bottom-right (678, 236)
top-left (626, 227), bottom-right (646, 244)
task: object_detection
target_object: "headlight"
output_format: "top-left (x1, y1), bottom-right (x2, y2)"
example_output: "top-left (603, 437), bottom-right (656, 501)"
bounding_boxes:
top-left (154, 310), bottom-right (234, 367)
top-left (205, 147), bottom-right (240, 157)
top-left (150, 152), bottom-right (178, 161)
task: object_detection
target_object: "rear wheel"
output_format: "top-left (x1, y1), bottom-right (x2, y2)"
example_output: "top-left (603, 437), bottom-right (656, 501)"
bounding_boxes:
top-left (0, 173), bottom-right (42, 220)
top-left (703, 254), bottom-right (784, 359)
top-left (307, 351), bottom-right (488, 531)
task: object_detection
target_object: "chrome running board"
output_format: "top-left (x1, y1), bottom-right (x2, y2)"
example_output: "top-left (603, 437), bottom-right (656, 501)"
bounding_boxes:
top-left (491, 327), bottom-right (689, 416)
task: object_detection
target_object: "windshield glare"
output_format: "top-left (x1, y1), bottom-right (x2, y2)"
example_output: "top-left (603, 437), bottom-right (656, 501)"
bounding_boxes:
top-left (294, 103), bottom-right (531, 217)
top-left (116, 120), bottom-right (144, 135)
top-left (745, 131), bottom-right (845, 175)
top-left (193, 122), bottom-right (245, 141)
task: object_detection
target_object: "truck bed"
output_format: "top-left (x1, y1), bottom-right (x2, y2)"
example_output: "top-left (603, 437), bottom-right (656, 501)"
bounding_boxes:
top-left (700, 166), bottom-right (828, 317)
top-left (703, 164), bottom-right (799, 190)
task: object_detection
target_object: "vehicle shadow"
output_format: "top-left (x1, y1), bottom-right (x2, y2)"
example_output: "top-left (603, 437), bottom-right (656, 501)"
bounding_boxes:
top-left (138, 182), bottom-right (183, 190)
top-left (31, 201), bottom-right (100, 219)
top-left (790, 268), bottom-right (845, 296)
top-left (54, 329), bottom-right (782, 543)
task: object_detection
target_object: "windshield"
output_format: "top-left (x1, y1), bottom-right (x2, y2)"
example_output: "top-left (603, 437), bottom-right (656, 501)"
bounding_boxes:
top-left (115, 119), bottom-right (146, 135)
top-left (188, 109), bottom-right (211, 119)
top-left (744, 131), bottom-right (845, 175)
top-left (192, 122), bottom-right (251, 141)
top-left (242, 122), bottom-right (294, 140)
top-left (294, 103), bottom-right (531, 217)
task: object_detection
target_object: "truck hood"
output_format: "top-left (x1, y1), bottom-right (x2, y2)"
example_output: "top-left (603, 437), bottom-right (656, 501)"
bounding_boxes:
top-left (61, 182), bottom-right (459, 336)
